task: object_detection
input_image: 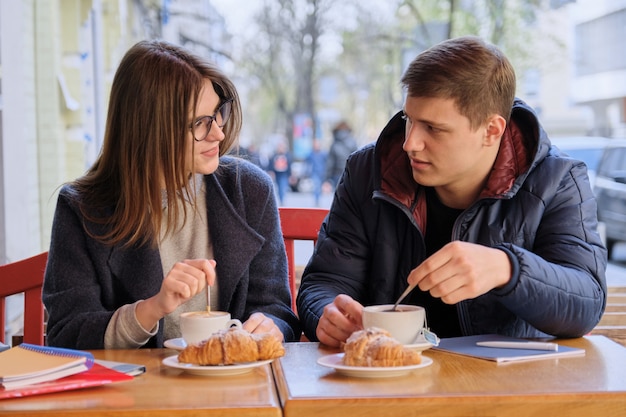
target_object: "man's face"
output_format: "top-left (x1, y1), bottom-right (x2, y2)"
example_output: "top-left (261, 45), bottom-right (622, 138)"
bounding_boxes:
top-left (402, 96), bottom-right (497, 208)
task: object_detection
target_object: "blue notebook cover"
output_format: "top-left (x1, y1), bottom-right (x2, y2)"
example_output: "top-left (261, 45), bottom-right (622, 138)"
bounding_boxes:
top-left (18, 344), bottom-right (95, 363)
top-left (433, 334), bottom-right (585, 363)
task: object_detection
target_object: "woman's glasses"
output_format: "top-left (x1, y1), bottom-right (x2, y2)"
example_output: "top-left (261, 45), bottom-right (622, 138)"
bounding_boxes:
top-left (190, 98), bottom-right (233, 142)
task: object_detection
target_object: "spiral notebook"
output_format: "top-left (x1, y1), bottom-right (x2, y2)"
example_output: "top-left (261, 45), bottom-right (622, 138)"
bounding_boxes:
top-left (0, 344), bottom-right (94, 389)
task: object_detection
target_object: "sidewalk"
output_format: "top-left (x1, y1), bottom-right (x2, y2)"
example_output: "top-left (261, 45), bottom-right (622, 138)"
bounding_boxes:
top-left (608, 263), bottom-right (626, 288)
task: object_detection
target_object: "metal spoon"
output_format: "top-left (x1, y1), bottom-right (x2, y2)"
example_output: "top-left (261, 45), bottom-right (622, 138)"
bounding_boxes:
top-left (390, 282), bottom-right (418, 311)
top-left (206, 284), bottom-right (211, 313)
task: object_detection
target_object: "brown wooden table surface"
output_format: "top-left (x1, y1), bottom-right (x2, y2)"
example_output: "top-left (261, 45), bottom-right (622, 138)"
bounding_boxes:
top-left (0, 348), bottom-right (281, 417)
top-left (272, 336), bottom-right (626, 417)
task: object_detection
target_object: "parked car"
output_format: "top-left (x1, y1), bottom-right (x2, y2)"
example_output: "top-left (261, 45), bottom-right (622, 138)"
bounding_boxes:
top-left (594, 139), bottom-right (626, 259)
top-left (550, 136), bottom-right (612, 185)
top-left (551, 136), bottom-right (612, 248)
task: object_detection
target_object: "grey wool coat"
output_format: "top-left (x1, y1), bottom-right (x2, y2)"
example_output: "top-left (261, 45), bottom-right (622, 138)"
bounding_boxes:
top-left (43, 157), bottom-right (300, 349)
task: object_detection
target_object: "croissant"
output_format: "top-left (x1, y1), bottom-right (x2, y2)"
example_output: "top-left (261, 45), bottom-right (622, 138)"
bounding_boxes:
top-left (178, 327), bottom-right (285, 365)
top-left (343, 327), bottom-right (421, 367)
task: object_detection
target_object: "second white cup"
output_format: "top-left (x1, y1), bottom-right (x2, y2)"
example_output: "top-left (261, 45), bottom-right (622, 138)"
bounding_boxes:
top-left (361, 304), bottom-right (426, 344)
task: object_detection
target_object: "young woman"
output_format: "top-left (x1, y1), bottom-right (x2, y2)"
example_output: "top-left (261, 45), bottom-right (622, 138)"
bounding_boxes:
top-left (43, 40), bottom-right (300, 349)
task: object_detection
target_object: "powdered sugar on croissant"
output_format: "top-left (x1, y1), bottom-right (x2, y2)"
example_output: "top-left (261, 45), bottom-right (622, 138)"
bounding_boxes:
top-left (343, 327), bottom-right (421, 367)
top-left (178, 327), bottom-right (285, 365)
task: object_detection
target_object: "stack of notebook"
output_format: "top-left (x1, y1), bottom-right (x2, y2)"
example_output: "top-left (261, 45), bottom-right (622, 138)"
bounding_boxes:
top-left (0, 344), bottom-right (135, 399)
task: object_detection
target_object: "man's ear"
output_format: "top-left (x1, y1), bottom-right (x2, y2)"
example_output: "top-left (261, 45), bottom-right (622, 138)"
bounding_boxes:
top-left (484, 115), bottom-right (506, 146)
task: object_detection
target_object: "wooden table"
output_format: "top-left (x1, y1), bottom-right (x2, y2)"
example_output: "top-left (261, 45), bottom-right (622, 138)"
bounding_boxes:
top-left (0, 348), bottom-right (281, 417)
top-left (272, 336), bottom-right (626, 417)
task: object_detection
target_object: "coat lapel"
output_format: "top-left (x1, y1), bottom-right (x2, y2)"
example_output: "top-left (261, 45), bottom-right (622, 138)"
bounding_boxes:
top-left (204, 175), bottom-right (265, 311)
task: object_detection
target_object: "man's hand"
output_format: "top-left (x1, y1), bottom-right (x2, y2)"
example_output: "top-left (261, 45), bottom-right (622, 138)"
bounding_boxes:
top-left (316, 294), bottom-right (364, 347)
top-left (407, 241), bottom-right (511, 304)
top-left (137, 259), bottom-right (217, 332)
top-left (243, 312), bottom-right (284, 342)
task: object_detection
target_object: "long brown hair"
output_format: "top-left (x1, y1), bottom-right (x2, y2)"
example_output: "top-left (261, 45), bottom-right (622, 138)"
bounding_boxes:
top-left (71, 40), bottom-right (242, 248)
top-left (401, 36), bottom-right (516, 130)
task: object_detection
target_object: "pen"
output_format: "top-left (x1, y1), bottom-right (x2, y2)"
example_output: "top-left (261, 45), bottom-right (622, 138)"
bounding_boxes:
top-left (476, 341), bottom-right (559, 351)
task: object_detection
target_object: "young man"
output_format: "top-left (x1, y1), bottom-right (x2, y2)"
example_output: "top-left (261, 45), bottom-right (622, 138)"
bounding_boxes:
top-left (296, 36), bottom-right (607, 347)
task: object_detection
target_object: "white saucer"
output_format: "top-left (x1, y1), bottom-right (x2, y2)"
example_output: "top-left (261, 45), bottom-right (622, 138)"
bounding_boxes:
top-left (317, 353), bottom-right (433, 378)
top-left (404, 335), bottom-right (434, 352)
top-left (162, 355), bottom-right (273, 376)
top-left (164, 338), bottom-right (187, 351)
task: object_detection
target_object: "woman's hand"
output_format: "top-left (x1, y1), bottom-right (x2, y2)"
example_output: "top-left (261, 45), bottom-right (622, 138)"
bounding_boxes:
top-left (136, 259), bottom-right (216, 331)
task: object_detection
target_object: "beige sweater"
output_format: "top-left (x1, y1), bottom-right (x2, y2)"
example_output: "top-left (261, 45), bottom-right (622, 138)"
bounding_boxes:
top-left (104, 177), bottom-right (217, 348)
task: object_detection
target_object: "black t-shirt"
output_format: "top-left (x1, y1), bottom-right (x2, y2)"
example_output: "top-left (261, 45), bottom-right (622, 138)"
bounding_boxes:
top-left (410, 187), bottom-right (463, 337)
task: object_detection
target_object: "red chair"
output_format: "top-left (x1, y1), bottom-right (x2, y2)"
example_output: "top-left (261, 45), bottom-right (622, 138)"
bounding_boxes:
top-left (0, 252), bottom-right (48, 345)
top-left (278, 207), bottom-right (329, 311)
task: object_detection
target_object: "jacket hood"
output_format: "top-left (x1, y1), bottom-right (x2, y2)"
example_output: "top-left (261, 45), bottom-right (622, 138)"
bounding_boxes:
top-left (374, 98), bottom-right (549, 209)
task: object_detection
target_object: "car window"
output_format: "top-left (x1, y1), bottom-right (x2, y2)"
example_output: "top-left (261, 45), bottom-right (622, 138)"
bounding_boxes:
top-left (559, 148), bottom-right (605, 171)
top-left (598, 147), bottom-right (626, 176)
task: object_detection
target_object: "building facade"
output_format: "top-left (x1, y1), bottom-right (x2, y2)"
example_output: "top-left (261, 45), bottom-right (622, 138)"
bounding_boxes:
top-left (0, 0), bottom-right (226, 342)
top-left (569, 0), bottom-right (626, 137)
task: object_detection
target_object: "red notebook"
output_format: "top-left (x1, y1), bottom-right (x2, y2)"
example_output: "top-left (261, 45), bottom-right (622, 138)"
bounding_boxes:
top-left (0, 362), bottom-right (133, 399)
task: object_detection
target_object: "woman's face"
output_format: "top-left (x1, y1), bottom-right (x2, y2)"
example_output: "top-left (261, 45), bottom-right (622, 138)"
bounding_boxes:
top-left (186, 80), bottom-right (225, 175)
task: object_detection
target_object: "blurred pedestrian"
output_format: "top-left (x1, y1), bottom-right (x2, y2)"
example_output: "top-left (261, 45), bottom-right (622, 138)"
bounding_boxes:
top-left (325, 121), bottom-right (358, 188)
top-left (269, 141), bottom-right (292, 205)
top-left (306, 139), bottom-right (328, 207)
top-left (239, 143), bottom-right (263, 168)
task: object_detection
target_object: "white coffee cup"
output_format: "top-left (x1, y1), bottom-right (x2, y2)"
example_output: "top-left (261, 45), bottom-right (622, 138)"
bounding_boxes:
top-left (361, 304), bottom-right (426, 344)
top-left (180, 311), bottom-right (242, 345)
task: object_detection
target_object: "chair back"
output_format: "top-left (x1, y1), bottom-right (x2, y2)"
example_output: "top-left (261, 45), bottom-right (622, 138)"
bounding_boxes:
top-left (0, 252), bottom-right (48, 345)
top-left (278, 207), bottom-right (328, 311)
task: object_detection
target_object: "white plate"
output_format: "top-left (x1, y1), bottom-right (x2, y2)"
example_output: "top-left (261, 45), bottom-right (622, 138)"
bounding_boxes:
top-left (162, 355), bottom-right (273, 376)
top-left (317, 353), bottom-right (433, 378)
top-left (164, 338), bottom-right (187, 351)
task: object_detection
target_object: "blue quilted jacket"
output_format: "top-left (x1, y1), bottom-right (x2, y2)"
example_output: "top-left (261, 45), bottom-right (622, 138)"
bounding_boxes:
top-left (297, 99), bottom-right (607, 341)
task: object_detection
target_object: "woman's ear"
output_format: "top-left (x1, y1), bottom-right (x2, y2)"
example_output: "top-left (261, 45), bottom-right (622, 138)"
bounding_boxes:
top-left (484, 114), bottom-right (507, 146)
